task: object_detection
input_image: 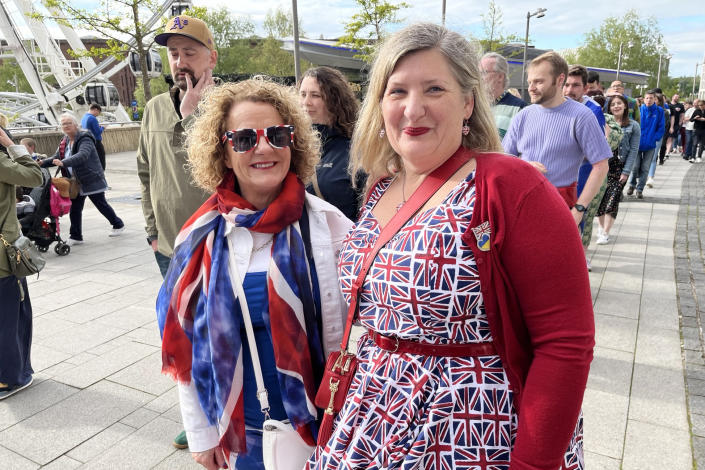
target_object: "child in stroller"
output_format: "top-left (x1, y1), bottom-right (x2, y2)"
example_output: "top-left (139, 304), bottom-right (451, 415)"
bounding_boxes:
top-left (20, 167), bottom-right (71, 255)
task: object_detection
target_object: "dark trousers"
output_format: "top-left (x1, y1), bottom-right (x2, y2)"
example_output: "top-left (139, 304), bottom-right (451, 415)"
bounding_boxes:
top-left (0, 276), bottom-right (33, 386)
top-left (95, 140), bottom-right (106, 170)
top-left (69, 192), bottom-right (124, 241)
top-left (693, 132), bottom-right (705, 159)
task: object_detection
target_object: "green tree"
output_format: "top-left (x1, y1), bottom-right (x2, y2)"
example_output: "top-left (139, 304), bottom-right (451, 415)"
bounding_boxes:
top-left (477, 1), bottom-right (522, 53)
top-left (570, 10), bottom-right (668, 88)
top-left (0, 59), bottom-right (33, 93)
top-left (338, 0), bottom-right (410, 63)
top-left (42, 0), bottom-right (165, 102)
top-left (263, 6), bottom-right (304, 38)
top-left (185, 6), bottom-right (257, 76)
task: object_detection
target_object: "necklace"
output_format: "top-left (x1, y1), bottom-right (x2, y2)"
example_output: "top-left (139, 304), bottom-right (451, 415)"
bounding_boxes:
top-left (395, 172), bottom-right (406, 212)
top-left (252, 236), bottom-right (273, 253)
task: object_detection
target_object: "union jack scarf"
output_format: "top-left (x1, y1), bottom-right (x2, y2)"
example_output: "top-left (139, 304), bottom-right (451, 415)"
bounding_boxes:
top-left (157, 171), bottom-right (324, 458)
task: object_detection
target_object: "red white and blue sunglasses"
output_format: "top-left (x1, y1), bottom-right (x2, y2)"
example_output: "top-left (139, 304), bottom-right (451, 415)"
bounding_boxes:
top-left (221, 125), bottom-right (295, 153)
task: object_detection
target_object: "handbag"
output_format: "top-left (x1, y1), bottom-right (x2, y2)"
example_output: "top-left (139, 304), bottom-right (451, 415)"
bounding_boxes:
top-left (49, 184), bottom-right (72, 217)
top-left (314, 147), bottom-right (473, 446)
top-left (225, 236), bottom-right (315, 470)
top-left (52, 168), bottom-right (80, 199)
top-left (1, 210), bottom-right (45, 278)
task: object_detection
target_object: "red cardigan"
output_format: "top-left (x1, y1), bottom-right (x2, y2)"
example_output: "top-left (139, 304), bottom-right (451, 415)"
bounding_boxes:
top-left (462, 151), bottom-right (595, 470)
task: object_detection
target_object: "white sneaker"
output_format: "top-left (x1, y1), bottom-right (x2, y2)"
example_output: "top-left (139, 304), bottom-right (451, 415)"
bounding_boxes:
top-left (597, 226), bottom-right (604, 238)
top-left (646, 177), bottom-right (654, 188)
top-left (109, 226), bottom-right (125, 237)
top-left (66, 238), bottom-right (83, 246)
top-left (596, 233), bottom-right (610, 245)
top-left (697, 158), bottom-right (703, 163)
top-left (586, 256), bottom-right (592, 272)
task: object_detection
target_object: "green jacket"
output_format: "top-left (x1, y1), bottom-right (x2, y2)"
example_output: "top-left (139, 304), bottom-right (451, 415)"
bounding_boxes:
top-left (137, 87), bottom-right (210, 258)
top-left (0, 145), bottom-right (43, 278)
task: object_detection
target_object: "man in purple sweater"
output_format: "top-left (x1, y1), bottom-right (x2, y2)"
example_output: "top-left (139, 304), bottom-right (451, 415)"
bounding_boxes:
top-left (503, 52), bottom-right (610, 226)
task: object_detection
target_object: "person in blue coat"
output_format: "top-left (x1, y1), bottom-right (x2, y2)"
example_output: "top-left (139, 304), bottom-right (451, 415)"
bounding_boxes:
top-left (626, 90), bottom-right (665, 199)
top-left (40, 112), bottom-right (124, 245)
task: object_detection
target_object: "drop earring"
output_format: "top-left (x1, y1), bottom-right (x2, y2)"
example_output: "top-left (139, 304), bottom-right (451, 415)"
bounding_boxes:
top-left (462, 119), bottom-right (470, 136)
top-left (379, 128), bottom-right (386, 138)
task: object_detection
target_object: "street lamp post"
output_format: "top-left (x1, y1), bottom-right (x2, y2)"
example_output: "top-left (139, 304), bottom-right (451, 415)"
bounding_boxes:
top-left (695, 63), bottom-right (702, 98)
top-left (521, 8), bottom-right (547, 100)
top-left (616, 41), bottom-right (632, 82)
top-left (657, 52), bottom-right (672, 88)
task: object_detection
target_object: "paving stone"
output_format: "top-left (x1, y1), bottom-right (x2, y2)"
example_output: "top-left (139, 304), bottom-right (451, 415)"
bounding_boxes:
top-left (628, 363), bottom-right (689, 431)
top-left (65, 422), bottom-right (134, 463)
top-left (30, 344), bottom-right (72, 373)
top-left (583, 388), bottom-right (628, 458)
top-left (144, 387), bottom-right (180, 414)
top-left (41, 455), bottom-right (82, 469)
top-left (80, 417), bottom-right (184, 468)
top-left (51, 340), bottom-right (157, 389)
top-left (583, 450), bottom-right (620, 470)
top-left (0, 445), bottom-right (39, 469)
top-left (594, 313), bottom-right (637, 353)
top-left (107, 351), bottom-right (175, 396)
top-left (151, 449), bottom-right (201, 469)
top-left (0, 379), bottom-right (78, 432)
top-left (694, 435), bottom-right (705, 469)
top-left (634, 326), bottom-right (684, 369)
top-left (95, 304), bottom-right (156, 332)
top-left (119, 407), bottom-right (159, 429)
top-left (593, 289), bottom-right (642, 319)
top-left (0, 381), bottom-right (152, 464)
top-left (39, 321), bottom-right (127, 356)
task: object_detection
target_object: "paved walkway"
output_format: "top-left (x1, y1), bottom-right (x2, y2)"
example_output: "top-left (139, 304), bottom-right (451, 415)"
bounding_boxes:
top-left (0, 151), bottom-right (699, 469)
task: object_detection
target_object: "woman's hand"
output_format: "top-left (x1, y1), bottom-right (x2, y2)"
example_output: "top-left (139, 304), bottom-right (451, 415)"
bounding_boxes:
top-left (52, 159), bottom-right (64, 167)
top-left (0, 127), bottom-right (13, 148)
top-left (619, 174), bottom-right (628, 184)
top-left (192, 446), bottom-right (227, 469)
top-left (527, 160), bottom-right (547, 174)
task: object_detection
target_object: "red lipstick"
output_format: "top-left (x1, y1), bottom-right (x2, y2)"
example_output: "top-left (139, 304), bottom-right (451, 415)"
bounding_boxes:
top-left (403, 127), bottom-right (430, 136)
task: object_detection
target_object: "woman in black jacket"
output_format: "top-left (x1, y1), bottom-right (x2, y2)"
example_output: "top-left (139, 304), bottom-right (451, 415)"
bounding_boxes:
top-left (40, 112), bottom-right (124, 245)
top-left (299, 67), bottom-right (363, 221)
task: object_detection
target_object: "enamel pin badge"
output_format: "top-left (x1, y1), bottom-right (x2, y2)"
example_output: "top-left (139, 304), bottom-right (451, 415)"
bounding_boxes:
top-left (471, 221), bottom-right (491, 251)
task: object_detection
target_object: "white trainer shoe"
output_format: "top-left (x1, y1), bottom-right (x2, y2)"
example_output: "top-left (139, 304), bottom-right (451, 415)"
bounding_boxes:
top-left (109, 226), bottom-right (126, 237)
top-left (646, 177), bottom-right (654, 188)
top-left (596, 233), bottom-right (610, 245)
top-left (697, 158), bottom-right (703, 163)
top-left (66, 238), bottom-right (84, 246)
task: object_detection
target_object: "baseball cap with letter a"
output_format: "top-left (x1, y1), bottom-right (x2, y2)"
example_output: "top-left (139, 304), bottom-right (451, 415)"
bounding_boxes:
top-left (155, 15), bottom-right (216, 51)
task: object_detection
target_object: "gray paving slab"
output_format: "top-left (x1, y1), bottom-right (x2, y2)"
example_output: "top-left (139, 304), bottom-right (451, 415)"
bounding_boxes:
top-left (41, 455), bottom-right (83, 469)
top-left (0, 381), bottom-right (153, 465)
top-left (622, 419), bottom-right (692, 470)
top-left (0, 379), bottom-right (78, 431)
top-left (0, 445), bottom-right (39, 469)
top-left (65, 422), bottom-right (135, 463)
top-left (79, 417), bottom-right (185, 469)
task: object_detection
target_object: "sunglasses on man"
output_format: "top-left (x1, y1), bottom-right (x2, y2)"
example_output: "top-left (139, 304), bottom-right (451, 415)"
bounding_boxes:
top-left (221, 125), bottom-right (295, 153)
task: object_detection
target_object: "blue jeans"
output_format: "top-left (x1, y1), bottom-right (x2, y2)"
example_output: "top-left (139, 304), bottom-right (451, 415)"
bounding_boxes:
top-left (154, 251), bottom-right (171, 279)
top-left (630, 148), bottom-right (656, 192)
top-left (648, 139), bottom-right (662, 178)
top-left (686, 129), bottom-right (694, 157)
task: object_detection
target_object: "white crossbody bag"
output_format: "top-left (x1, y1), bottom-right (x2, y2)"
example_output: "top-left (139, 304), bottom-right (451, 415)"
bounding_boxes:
top-left (227, 238), bottom-right (315, 470)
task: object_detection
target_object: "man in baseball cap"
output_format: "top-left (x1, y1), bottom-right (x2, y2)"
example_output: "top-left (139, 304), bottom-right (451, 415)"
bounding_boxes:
top-left (138, 15), bottom-right (218, 450)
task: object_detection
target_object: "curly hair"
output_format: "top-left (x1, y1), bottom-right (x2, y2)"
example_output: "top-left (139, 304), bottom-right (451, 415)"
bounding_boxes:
top-left (186, 79), bottom-right (320, 192)
top-left (299, 67), bottom-right (359, 139)
top-left (351, 23), bottom-right (501, 189)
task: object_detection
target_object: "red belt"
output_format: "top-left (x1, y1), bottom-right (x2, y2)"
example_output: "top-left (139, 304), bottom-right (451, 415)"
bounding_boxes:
top-left (370, 331), bottom-right (496, 357)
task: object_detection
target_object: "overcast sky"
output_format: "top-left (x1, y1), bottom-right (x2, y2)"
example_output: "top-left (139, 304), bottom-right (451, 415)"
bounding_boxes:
top-left (8, 0), bottom-right (705, 79)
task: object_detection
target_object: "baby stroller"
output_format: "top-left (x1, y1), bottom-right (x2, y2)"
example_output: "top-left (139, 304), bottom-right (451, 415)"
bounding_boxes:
top-left (20, 168), bottom-right (71, 256)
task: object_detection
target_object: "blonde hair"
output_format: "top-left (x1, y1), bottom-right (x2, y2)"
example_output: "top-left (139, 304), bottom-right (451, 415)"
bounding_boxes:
top-left (351, 22), bottom-right (501, 188)
top-left (186, 79), bottom-right (320, 192)
top-left (0, 113), bottom-right (8, 128)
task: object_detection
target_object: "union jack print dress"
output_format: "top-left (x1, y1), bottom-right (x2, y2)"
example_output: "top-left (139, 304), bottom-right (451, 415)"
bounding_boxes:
top-left (307, 174), bottom-right (583, 470)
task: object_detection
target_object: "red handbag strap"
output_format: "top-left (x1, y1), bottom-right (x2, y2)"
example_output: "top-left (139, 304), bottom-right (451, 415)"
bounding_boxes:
top-left (339, 147), bottom-right (473, 350)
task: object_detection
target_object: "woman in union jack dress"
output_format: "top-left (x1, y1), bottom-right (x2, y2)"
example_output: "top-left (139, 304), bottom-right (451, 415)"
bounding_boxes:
top-left (157, 80), bottom-right (352, 470)
top-left (307, 23), bottom-right (594, 470)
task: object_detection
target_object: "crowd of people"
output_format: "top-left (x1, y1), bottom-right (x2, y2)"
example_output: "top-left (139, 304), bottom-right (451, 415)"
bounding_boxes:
top-left (2, 12), bottom-right (704, 470)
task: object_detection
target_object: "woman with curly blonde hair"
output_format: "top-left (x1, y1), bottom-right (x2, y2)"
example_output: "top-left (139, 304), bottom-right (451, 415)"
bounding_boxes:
top-left (157, 79), bottom-right (352, 470)
top-left (298, 66), bottom-right (363, 220)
